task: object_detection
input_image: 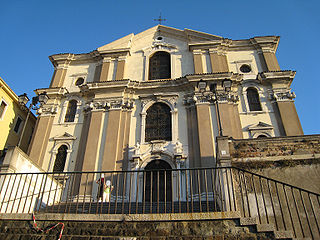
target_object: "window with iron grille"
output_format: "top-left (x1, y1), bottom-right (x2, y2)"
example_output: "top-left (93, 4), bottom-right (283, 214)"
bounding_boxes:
top-left (247, 87), bottom-right (262, 111)
top-left (145, 103), bottom-right (172, 142)
top-left (53, 145), bottom-right (68, 172)
top-left (64, 100), bottom-right (77, 122)
top-left (148, 51), bottom-right (171, 80)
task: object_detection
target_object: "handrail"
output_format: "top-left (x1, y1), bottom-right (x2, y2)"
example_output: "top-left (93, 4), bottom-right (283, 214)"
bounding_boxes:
top-left (0, 167), bottom-right (318, 239)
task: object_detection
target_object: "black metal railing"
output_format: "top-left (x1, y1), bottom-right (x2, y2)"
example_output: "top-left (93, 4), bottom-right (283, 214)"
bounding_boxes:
top-left (0, 167), bottom-right (319, 239)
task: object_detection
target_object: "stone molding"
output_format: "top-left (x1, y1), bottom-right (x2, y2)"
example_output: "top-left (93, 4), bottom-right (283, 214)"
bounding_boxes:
top-left (37, 104), bottom-right (58, 116)
top-left (84, 98), bottom-right (134, 112)
top-left (184, 91), bottom-right (239, 105)
top-left (269, 89), bottom-right (296, 102)
top-left (140, 93), bottom-right (178, 110)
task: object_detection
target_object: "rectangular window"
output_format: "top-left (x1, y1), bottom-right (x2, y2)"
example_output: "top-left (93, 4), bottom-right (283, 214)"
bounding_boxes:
top-left (0, 101), bottom-right (7, 119)
top-left (14, 117), bottom-right (23, 133)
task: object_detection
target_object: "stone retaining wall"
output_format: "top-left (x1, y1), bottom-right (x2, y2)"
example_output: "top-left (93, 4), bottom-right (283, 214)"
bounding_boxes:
top-left (0, 218), bottom-right (274, 240)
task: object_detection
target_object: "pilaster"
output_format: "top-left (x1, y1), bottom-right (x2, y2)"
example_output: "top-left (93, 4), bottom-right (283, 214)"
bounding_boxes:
top-left (28, 105), bottom-right (58, 168)
top-left (270, 89), bottom-right (303, 136)
top-left (49, 54), bottom-right (73, 87)
top-left (82, 105), bottom-right (105, 172)
top-left (209, 49), bottom-right (229, 73)
top-left (49, 68), bottom-right (68, 88)
top-left (192, 49), bottom-right (203, 74)
top-left (99, 57), bottom-right (111, 82)
top-left (195, 103), bottom-right (215, 167)
top-left (115, 56), bottom-right (126, 80)
top-left (215, 91), bottom-right (242, 139)
top-left (101, 100), bottom-right (133, 171)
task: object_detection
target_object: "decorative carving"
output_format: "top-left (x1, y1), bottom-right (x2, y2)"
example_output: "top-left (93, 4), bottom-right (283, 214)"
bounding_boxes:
top-left (140, 94), bottom-right (178, 111)
top-left (151, 141), bottom-right (166, 153)
top-left (174, 140), bottom-right (183, 155)
top-left (270, 89), bottom-right (296, 102)
top-left (37, 105), bottom-right (58, 115)
top-left (151, 41), bottom-right (177, 51)
top-left (83, 99), bottom-right (134, 112)
top-left (184, 91), bottom-right (239, 105)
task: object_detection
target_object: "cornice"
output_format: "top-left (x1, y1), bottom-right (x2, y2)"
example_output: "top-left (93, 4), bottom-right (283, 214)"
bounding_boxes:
top-left (250, 36), bottom-right (280, 53)
top-left (49, 48), bottom-right (131, 67)
top-left (185, 72), bottom-right (242, 83)
top-left (35, 87), bottom-right (69, 97)
top-left (258, 70), bottom-right (296, 86)
top-left (188, 36), bottom-right (280, 53)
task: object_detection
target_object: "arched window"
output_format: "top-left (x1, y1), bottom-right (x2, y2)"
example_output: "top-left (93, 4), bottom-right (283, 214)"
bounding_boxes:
top-left (53, 145), bottom-right (68, 172)
top-left (149, 51), bottom-right (171, 80)
top-left (247, 88), bottom-right (262, 111)
top-left (64, 100), bottom-right (77, 122)
top-left (145, 103), bottom-right (172, 142)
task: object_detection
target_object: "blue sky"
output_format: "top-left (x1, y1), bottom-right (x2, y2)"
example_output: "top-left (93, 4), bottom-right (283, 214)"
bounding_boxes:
top-left (1, 0), bottom-right (319, 134)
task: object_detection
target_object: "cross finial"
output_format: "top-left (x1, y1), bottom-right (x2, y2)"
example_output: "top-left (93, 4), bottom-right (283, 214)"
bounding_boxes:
top-left (154, 13), bottom-right (166, 25)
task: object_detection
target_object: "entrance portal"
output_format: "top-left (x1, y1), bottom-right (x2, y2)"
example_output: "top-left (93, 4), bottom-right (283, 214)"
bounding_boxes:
top-left (144, 160), bottom-right (172, 202)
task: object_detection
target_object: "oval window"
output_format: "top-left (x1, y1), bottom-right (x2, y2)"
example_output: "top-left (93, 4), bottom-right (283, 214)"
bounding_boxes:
top-left (75, 77), bottom-right (84, 86)
top-left (240, 64), bottom-right (252, 73)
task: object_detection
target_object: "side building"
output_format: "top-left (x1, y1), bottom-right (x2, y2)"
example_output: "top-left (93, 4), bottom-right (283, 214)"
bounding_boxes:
top-left (0, 77), bottom-right (36, 162)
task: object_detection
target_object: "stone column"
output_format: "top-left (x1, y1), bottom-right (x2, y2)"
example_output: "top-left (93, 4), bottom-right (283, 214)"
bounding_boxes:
top-left (28, 115), bottom-right (55, 168)
top-left (192, 50), bottom-right (203, 74)
top-left (272, 90), bottom-right (303, 136)
top-left (209, 49), bottom-right (229, 73)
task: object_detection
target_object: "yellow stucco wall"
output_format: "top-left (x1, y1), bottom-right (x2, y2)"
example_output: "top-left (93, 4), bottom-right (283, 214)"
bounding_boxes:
top-left (0, 77), bottom-right (36, 154)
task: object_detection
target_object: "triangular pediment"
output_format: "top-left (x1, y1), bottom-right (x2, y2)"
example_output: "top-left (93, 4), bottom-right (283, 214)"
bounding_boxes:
top-left (96, 25), bottom-right (224, 52)
top-left (52, 132), bottom-right (76, 141)
top-left (98, 33), bottom-right (134, 52)
top-left (248, 122), bottom-right (273, 130)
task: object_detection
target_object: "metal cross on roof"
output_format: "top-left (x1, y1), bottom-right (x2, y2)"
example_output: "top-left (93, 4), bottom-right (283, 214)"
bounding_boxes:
top-left (154, 13), bottom-right (166, 25)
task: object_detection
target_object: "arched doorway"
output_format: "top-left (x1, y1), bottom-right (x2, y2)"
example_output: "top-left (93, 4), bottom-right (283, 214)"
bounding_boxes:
top-left (144, 160), bottom-right (172, 202)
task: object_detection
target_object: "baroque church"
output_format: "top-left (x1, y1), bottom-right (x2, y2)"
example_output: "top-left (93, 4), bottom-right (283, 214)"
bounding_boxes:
top-left (28, 25), bottom-right (303, 174)
top-left (2, 25), bottom-right (320, 240)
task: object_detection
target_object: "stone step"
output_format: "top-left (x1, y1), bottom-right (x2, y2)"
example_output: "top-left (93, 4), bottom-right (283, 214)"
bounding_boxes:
top-left (40, 201), bottom-right (220, 214)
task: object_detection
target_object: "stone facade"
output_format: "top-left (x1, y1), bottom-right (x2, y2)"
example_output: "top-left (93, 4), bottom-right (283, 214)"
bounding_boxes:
top-left (24, 25), bottom-right (303, 176)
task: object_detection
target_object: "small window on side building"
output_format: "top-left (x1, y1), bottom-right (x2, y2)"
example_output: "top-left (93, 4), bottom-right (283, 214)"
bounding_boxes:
top-left (14, 116), bottom-right (23, 133)
top-left (0, 101), bottom-right (7, 119)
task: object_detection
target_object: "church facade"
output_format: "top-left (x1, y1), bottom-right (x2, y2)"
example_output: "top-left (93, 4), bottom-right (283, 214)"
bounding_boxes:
top-left (28, 25), bottom-right (303, 175)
